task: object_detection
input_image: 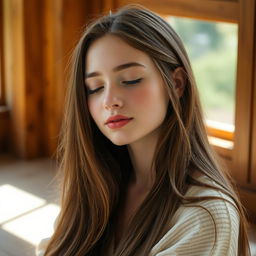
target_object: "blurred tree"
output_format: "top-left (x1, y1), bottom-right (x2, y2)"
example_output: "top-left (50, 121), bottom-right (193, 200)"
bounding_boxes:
top-left (172, 18), bottom-right (223, 58)
top-left (168, 17), bottom-right (237, 124)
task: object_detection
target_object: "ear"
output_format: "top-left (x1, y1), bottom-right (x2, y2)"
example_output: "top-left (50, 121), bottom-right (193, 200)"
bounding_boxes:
top-left (171, 67), bottom-right (186, 98)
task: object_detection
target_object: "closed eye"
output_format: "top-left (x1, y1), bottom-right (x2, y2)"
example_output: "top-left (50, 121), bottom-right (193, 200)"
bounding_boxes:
top-left (122, 78), bottom-right (143, 85)
top-left (87, 86), bottom-right (103, 95)
top-left (87, 78), bottom-right (143, 95)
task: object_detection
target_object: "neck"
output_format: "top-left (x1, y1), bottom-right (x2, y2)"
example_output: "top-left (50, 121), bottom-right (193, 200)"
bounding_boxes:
top-left (127, 130), bottom-right (160, 190)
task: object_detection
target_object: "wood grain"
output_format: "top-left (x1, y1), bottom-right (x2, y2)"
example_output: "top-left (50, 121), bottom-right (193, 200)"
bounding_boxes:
top-left (43, 0), bottom-right (93, 156)
top-left (118, 0), bottom-right (238, 23)
top-left (0, 0), bottom-right (5, 105)
top-left (43, 0), bottom-right (64, 156)
top-left (3, 0), bottom-right (45, 158)
top-left (239, 187), bottom-right (256, 221)
top-left (251, 10), bottom-right (256, 186)
top-left (0, 106), bottom-right (9, 152)
top-left (232, 0), bottom-right (255, 185)
top-left (3, 0), bottom-right (26, 157)
top-left (23, 0), bottom-right (45, 157)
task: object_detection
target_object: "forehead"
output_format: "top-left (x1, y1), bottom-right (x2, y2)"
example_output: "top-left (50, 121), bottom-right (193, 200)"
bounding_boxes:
top-left (85, 34), bottom-right (153, 73)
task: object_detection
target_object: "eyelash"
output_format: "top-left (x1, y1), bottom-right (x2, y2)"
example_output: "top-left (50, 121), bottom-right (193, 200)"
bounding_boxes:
top-left (87, 78), bottom-right (143, 95)
top-left (122, 78), bottom-right (143, 85)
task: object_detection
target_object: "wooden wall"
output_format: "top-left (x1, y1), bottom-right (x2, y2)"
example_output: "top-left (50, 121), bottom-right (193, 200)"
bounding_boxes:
top-left (0, 0), bottom-right (111, 157)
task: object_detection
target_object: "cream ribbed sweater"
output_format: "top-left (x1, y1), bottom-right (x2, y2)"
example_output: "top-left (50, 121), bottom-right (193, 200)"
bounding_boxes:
top-left (149, 176), bottom-right (239, 256)
top-left (36, 176), bottom-right (239, 256)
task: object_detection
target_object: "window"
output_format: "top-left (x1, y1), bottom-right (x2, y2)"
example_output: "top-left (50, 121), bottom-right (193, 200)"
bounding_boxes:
top-left (168, 17), bottom-right (237, 127)
top-left (165, 16), bottom-right (238, 152)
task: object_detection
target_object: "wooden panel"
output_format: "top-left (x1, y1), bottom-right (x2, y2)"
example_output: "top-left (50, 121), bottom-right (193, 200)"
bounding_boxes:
top-left (23, 0), bottom-right (45, 157)
top-left (118, 0), bottom-right (238, 23)
top-left (3, 0), bottom-right (26, 157)
top-left (2, 0), bottom-right (112, 158)
top-left (0, 107), bottom-right (9, 152)
top-left (251, 9), bottom-right (256, 186)
top-left (102, 0), bottom-right (118, 13)
top-left (220, 155), bottom-right (233, 173)
top-left (232, 0), bottom-right (256, 185)
top-left (0, 0), bottom-right (5, 105)
top-left (210, 140), bottom-right (233, 160)
top-left (3, 0), bottom-right (45, 158)
top-left (43, 0), bottom-right (63, 155)
top-left (43, 0), bottom-right (98, 155)
top-left (239, 187), bottom-right (256, 219)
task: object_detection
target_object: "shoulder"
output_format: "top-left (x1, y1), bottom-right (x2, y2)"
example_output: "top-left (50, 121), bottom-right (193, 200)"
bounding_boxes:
top-left (150, 176), bottom-right (239, 256)
top-left (182, 176), bottom-right (239, 225)
top-left (36, 237), bottom-right (51, 256)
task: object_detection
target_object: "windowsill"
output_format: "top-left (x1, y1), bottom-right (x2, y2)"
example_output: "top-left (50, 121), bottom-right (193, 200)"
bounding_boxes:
top-left (208, 136), bottom-right (233, 159)
top-left (208, 136), bottom-right (233, 150)
top-left (206, 120), bottom-right (234, 141)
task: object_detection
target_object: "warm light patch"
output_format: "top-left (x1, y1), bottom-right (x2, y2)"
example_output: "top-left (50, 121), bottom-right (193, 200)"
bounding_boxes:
top-left (0, 184), bottom-right (46, 224)
top-left (2, 204), bottom-right (60, 246)
top-left (208, 136), bottom-right (234, 149)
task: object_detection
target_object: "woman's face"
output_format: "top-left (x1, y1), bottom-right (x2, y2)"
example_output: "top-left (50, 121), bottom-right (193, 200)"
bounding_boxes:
top-left (85, 35), bottom-right (169, 146)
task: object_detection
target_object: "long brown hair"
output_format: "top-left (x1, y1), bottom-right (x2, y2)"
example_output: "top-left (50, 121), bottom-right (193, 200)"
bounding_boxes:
top-left (44, 5), bottom-right (250, 255)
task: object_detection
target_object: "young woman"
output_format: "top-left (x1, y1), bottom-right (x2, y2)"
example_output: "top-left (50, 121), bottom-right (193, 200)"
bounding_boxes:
top-left (37, 5), bottom-right (251, 256)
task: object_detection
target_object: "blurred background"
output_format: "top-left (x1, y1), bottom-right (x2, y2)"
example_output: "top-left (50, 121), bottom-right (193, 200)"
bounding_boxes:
top-left (0, 0), bottom-right (255, 255)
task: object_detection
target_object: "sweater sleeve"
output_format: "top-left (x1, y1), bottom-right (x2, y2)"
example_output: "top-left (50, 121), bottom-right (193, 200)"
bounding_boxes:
top-left (150, 192), bottom-right (239, 256)
top-left (35, 214), bottom-right (60, 256)
top-left (36, 237), bottom-right (51, 256)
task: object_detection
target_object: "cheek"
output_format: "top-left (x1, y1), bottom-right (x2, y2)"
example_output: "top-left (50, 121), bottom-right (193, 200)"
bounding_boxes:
top-left (129, 86), bottom-right (153, 106)
top-left (87, 98), bottom-right (100, 123)
top-left (130, 83), bottom-right (167, 109)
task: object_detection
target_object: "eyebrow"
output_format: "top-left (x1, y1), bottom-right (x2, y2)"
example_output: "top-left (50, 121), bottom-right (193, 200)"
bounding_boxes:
top-left (85, 62), bottom-right (146, 79)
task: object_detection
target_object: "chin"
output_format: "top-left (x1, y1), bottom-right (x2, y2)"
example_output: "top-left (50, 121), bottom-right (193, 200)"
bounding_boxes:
top-left (109, 139), bottom-right (129, 146)
top-left (107, 135), bottom-right (135, 146)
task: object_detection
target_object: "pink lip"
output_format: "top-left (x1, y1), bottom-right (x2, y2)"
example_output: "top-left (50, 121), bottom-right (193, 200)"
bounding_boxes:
top-left (105, 115), bottom-right (133, 129)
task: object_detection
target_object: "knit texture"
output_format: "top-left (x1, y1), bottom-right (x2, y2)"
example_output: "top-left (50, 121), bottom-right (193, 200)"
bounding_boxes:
top-left (150, 176), bottom-right (239, 256)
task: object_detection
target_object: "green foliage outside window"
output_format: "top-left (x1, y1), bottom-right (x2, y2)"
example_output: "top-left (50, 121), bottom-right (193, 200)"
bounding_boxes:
top-left (168, 17), bottom-right (238, 125)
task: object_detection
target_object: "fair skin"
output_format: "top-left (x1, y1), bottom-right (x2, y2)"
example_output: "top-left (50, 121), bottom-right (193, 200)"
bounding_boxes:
top-left (85, 34), bottom-right (186, 241)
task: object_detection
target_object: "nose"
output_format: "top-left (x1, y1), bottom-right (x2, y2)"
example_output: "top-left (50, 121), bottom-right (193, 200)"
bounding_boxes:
top-left (103, 87), bottom-right (124, 110)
